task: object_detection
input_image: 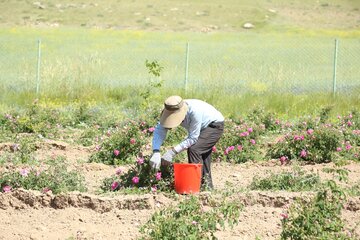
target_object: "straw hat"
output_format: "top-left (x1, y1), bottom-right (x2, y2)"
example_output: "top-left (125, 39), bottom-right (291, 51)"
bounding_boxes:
top-left (160, 96), bottom-right (188, 128)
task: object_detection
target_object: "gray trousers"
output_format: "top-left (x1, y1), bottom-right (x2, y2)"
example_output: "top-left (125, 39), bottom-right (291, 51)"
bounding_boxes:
top-left (187, 121), bottom-right (224, 190)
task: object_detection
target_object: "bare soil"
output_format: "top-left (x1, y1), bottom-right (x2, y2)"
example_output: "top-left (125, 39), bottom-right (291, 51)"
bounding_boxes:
top-left (1, 141), bottom-right (360, 240)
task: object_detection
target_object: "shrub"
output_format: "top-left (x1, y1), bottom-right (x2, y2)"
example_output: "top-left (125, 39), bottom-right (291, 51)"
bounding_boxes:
top-left (0, 156), bottom-right (87, 194)
top-left (0, 135), bottom-right (38, 166)
top-left (214, 120), bottom-right (242, 154)
top-left (1, 103), bottom-right (61, 137)
top-left (319, 106), bottom-right (333, 124)
top-left (76, 127), bottom-right (101, 147)
top-left (249, 167), bottom-right (321, 191)
top-left (89, 120), bottom-right (150, 165)
top-left (58, 103), bottom-right (129, 129)
top-left (221, 140), bottom-right (259, 164)
top-left (343, 129), bottom-right (360, 147)
top-left (246, 107), bottom-right (280, 131)
top-left (293, 115), bottom-right (320, 131)
top-left (267, 127), bottom-right (341, 163)
top-left (339, 110), bottom-right (360, 130)
top-left (213, 119), bottom-right (262, 162)
top-left (139, 195), bottom-right (241, 240)
top-left (280, 180), bottom-right (354, 239)
top-left (348, 181), bottom-right (360, 196)
top-left (322, 167), bottom-right (349, 182)
top-left (334, 139), bottom-right (360, 162)
top-left (100, 156), bottom-right (173, 193)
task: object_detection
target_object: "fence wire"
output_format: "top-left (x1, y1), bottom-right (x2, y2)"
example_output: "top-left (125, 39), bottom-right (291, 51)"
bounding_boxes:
top-left (0, 35), bottom-right (359, 96)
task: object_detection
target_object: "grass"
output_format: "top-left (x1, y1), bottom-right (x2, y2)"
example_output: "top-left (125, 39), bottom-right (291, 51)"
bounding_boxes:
top-left (0, 88), bottom-right (359, 121)
top-left (0, 28), bottom-right (359, 100)
top-left (206, 92), bottom-right (360, 120)
top-left (0, 1), bottom-right (359, 116)
top-left (0, 0), bottom-right (359, 32)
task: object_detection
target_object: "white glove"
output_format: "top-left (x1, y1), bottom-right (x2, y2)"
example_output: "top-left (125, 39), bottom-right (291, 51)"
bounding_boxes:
top-left (150, 152), bottom-right (161, 169)
top-left (162, 149), bottom-right (176, 163)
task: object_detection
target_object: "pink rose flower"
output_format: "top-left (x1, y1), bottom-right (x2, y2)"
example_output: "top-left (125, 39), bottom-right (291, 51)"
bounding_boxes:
top-left (3, 185), bottom-right (11, 193)
top-left (115, 168), bottom-right (122, 175)
top-left (136, 157), bottom-right (144, 165)
top-left (212, 146), bottom-right (217, 153)
top-left (306, 129), bottom-right (314, 135)
top-left (225, 146), bottom-right (234, 155)
top-left (300, 150), bottom-right (307, 158)
top-left (151, 186), bottom-right (157, 192)
top-left (130, 138), bottom-right (136, 144)
top-left (294, 135), bottom-right (304, 141)
top-left (113, 149), bottom-right (120, 156)
top-left (240, 131), bottom-right (249, 137)
top-left (111, 181), bottom-right (119, 191)
top-left (20, 168), bottom-right (29, 177)
top-left (42, 187), bottom-right (52, 194)
top-left (250, 139), bottom-right (256, 145)
top-left (336, 147), bottom-right (342, 152)
top-left (132, 176), bottom-right (139, 184)
top-left (280, 156), bottom-right (288, 165)
top-left (148, 127), bottom-right (155, 133)
top-left (155, 172), bottom-right (162, 181)
top-left (237, 145), bottom-right (243, 151)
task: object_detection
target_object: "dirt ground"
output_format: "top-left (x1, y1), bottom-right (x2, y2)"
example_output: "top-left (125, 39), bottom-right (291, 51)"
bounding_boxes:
top-left (1, 141), bottom-right (360, 240)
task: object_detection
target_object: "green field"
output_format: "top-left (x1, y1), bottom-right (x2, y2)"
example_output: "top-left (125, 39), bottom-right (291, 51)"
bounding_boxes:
top-left (0, 0), bottom-right (359, 116)
top-left (1, 0), bottom-right (359, 32)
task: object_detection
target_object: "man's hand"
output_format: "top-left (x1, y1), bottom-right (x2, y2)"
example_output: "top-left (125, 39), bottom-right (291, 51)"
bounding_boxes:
top-left (162, 149), bottom-right (176, 163)
top-left (150, 152), bottom-right (161, 169)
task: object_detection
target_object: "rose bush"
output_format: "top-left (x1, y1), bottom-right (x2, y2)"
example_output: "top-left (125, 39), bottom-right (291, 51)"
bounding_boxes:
top-left (267, 126), bottom-right (341, 164)
top-left (100, 156), bottom-right (173, 193)
top-left (89, 120), bottom-right (152, 165)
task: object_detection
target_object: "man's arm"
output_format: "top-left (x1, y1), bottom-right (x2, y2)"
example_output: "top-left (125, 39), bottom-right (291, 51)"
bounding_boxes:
top-left (173, 113), bottom-right (202, 153)
top-left (152, 122), bottom-right (168, 151)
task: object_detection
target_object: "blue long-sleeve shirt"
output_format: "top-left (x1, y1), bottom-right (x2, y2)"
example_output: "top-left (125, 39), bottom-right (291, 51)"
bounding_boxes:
top-left (152, 99), bottom-right (224, 153)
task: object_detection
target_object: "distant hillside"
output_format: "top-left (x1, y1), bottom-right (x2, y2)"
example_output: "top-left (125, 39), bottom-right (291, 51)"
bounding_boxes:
top-left (0, 0), bottom-right (359, 32)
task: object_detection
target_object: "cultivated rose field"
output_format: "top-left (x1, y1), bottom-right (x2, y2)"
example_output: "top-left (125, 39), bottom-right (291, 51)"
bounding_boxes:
top-left (1, 0), bottom-right (360, 239)
top-left (0, 103), bottom-right (359, 240)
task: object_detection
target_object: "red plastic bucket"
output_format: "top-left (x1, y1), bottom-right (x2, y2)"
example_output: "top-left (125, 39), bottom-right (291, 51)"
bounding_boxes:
top-left (173, 163), bottom-right (202, 194)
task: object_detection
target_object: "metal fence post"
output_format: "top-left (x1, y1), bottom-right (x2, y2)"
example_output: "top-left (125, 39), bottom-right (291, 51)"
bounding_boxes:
top-left (36, 39), bottom-right (41, 95)
top-left (332, 39), bottom-right (338, 96)
top-left (184, 42), bottom-right (189, 93)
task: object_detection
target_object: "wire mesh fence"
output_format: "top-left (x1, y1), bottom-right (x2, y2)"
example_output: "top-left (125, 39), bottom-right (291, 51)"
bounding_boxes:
top-left (0, 34), bottom-right (359, 96)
